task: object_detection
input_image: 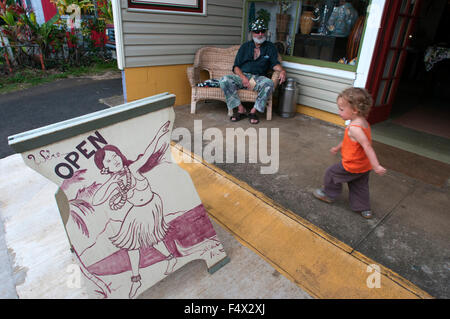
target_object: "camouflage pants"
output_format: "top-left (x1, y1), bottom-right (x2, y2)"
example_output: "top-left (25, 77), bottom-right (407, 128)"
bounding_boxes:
top-left (219, 73), bottom-right (274, 113)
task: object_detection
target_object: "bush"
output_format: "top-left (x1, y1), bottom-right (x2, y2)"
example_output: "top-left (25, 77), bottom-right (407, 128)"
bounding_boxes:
top-left (0, 0), bottom-right (114, 75)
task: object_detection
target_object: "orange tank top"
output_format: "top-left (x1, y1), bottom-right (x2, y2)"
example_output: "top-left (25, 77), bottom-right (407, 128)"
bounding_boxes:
top-left (341, 124), bottom-right (372, 173)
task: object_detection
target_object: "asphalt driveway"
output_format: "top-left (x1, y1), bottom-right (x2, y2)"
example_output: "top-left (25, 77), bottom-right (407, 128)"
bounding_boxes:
top-left (0, 75), bottom-right (123, 159)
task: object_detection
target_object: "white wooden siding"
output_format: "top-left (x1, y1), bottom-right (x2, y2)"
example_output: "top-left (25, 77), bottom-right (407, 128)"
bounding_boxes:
top-left (285, 67), bottom-right (355, 114)
top-left (121, 0), bottom-right (243, 68)
top-left (119, 0), bottom-right (358, 114)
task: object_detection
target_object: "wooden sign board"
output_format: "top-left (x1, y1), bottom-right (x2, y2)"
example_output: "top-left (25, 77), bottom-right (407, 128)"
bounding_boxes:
top-left (8, 93), bottom-right (229, 299)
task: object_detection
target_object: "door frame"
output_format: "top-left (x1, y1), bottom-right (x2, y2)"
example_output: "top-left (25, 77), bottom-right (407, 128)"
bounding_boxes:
top-left (365, 0), bottom-right (423, 124)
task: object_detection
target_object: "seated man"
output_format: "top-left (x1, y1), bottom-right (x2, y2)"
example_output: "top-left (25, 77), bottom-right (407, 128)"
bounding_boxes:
top-left (219, 18), bottom-right (287, 124)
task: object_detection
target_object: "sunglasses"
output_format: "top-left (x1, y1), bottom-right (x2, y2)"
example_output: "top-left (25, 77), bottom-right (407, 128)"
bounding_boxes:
top-left (253, 30), bottom-right (266, 34)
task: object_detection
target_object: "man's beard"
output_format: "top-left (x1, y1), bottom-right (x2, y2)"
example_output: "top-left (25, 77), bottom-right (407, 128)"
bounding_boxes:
top-left (253, 35), bottom-right (266, 44)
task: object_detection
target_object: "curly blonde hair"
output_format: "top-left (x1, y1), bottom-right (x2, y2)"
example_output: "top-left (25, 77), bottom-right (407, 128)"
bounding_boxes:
top-left (338, 87), bottom-right (373, 118)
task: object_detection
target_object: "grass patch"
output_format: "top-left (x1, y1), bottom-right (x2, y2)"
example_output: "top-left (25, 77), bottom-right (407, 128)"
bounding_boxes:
top-left (0, 60), bottom-right (119, 95)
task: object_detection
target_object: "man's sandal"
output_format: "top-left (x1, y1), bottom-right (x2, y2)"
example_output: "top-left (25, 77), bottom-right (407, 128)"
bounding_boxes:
top-left (248, 112), bottom-right (259, 124)
top-left (230, 110), bottom-right (247, 122)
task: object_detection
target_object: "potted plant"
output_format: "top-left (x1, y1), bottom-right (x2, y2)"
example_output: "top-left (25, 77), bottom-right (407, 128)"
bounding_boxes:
top-left (256, 8), bottom-right (271, 28)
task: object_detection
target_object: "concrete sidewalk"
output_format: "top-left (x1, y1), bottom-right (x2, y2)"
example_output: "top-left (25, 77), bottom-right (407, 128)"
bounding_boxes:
top-left (171, 101), bottom-right (449, 298)
top-left (1, 97), bottom-right (448, 299)
top-left (0, 153), bottom-right (312, 299)
top-left (0, 143), bottom-right (431, 299)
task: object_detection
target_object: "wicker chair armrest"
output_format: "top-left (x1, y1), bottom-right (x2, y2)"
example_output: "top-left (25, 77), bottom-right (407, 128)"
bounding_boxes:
top-left (187, 66), bottom-right (201, 87)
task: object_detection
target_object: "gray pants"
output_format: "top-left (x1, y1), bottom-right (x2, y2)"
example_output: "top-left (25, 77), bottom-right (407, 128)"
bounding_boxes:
top-left (219, 73), bottom-right (274, 113)
top-left (323, 162), bottom-right (371, 211)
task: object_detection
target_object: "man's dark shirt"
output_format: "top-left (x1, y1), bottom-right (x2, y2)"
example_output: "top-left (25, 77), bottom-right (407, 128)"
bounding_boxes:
top-left (233, 40), bottom-right (280, 76)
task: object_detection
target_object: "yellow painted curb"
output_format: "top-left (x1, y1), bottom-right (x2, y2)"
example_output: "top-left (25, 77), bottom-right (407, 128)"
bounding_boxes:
top-left (296, 104), bottom-right (345, 127)
top-left (171, 142), bottom-right (433, 299)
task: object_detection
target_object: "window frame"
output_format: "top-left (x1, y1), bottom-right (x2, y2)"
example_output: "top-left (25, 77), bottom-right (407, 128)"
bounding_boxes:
top-left (242, 0), bottom-right (373, 73)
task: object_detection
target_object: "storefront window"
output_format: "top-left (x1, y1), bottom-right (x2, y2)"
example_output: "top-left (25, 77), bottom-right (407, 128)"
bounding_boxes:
top-left (244, 1), bottom-right (302, 56)
top-left (245, 0), bottom-right (370, 70)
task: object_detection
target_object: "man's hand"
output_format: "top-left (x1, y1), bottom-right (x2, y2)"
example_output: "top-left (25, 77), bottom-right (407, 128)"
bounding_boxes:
top-left (240, 75), bottom-right (250, 88)
top-left (273, 64), bottom-right (286, 84)
top-left (279, 70), bottom-right (286, 84)
top-left (233, 66), bottom-right (250, 88)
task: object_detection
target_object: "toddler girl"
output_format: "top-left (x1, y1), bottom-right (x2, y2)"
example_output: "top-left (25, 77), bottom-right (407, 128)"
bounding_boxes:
top-left (313, 87), bottom-right (386, 219)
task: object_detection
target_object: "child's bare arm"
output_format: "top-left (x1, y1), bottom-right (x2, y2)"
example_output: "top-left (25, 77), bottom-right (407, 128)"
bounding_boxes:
top-left (348, 126), bottom-right (387, 176)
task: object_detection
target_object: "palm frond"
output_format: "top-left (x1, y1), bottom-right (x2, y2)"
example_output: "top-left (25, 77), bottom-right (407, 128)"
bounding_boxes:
top-left (74, 182), bottom-right (102, 202)
top-left (70, 210), bottom-right (89, 237)
top-left (69, 199), bottom-right (94, 216)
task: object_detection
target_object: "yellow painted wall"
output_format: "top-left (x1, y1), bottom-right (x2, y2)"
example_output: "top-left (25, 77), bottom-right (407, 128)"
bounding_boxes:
top-left (124, 65), bottom-right (192, 106)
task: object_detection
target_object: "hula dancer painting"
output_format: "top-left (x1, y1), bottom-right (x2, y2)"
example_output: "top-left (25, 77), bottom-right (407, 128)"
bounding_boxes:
top-left (12, 96), bottom-right (230, 299)
top-left (92, 121), bottom-right (177, 298)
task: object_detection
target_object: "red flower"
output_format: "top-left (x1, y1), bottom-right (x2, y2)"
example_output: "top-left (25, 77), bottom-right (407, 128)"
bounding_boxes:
top-left (66, 30), bottom-right (77, 48)
top-left (90, 29), bottom-right (107, 48)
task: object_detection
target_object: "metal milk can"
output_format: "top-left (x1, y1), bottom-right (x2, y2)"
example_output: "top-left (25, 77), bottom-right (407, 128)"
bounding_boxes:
top-left (278, 77), bottom-right (298, 118)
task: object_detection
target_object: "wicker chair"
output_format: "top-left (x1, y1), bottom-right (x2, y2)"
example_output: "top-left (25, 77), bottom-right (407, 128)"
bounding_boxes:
top-left (187, 45), bottom-right (282, 120)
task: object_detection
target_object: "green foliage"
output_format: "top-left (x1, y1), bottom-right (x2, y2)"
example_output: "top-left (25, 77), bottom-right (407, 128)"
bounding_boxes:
top-left (50, 0), bottom-right (94, 16)
top-left (0, 9), bottom-right (14, 25)
top-left (0, 60), bottom-right (118, 94)
top-left (0, 1), bottom-right (114, 75)
top-left (97, 0), bottom-right (113, 24)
